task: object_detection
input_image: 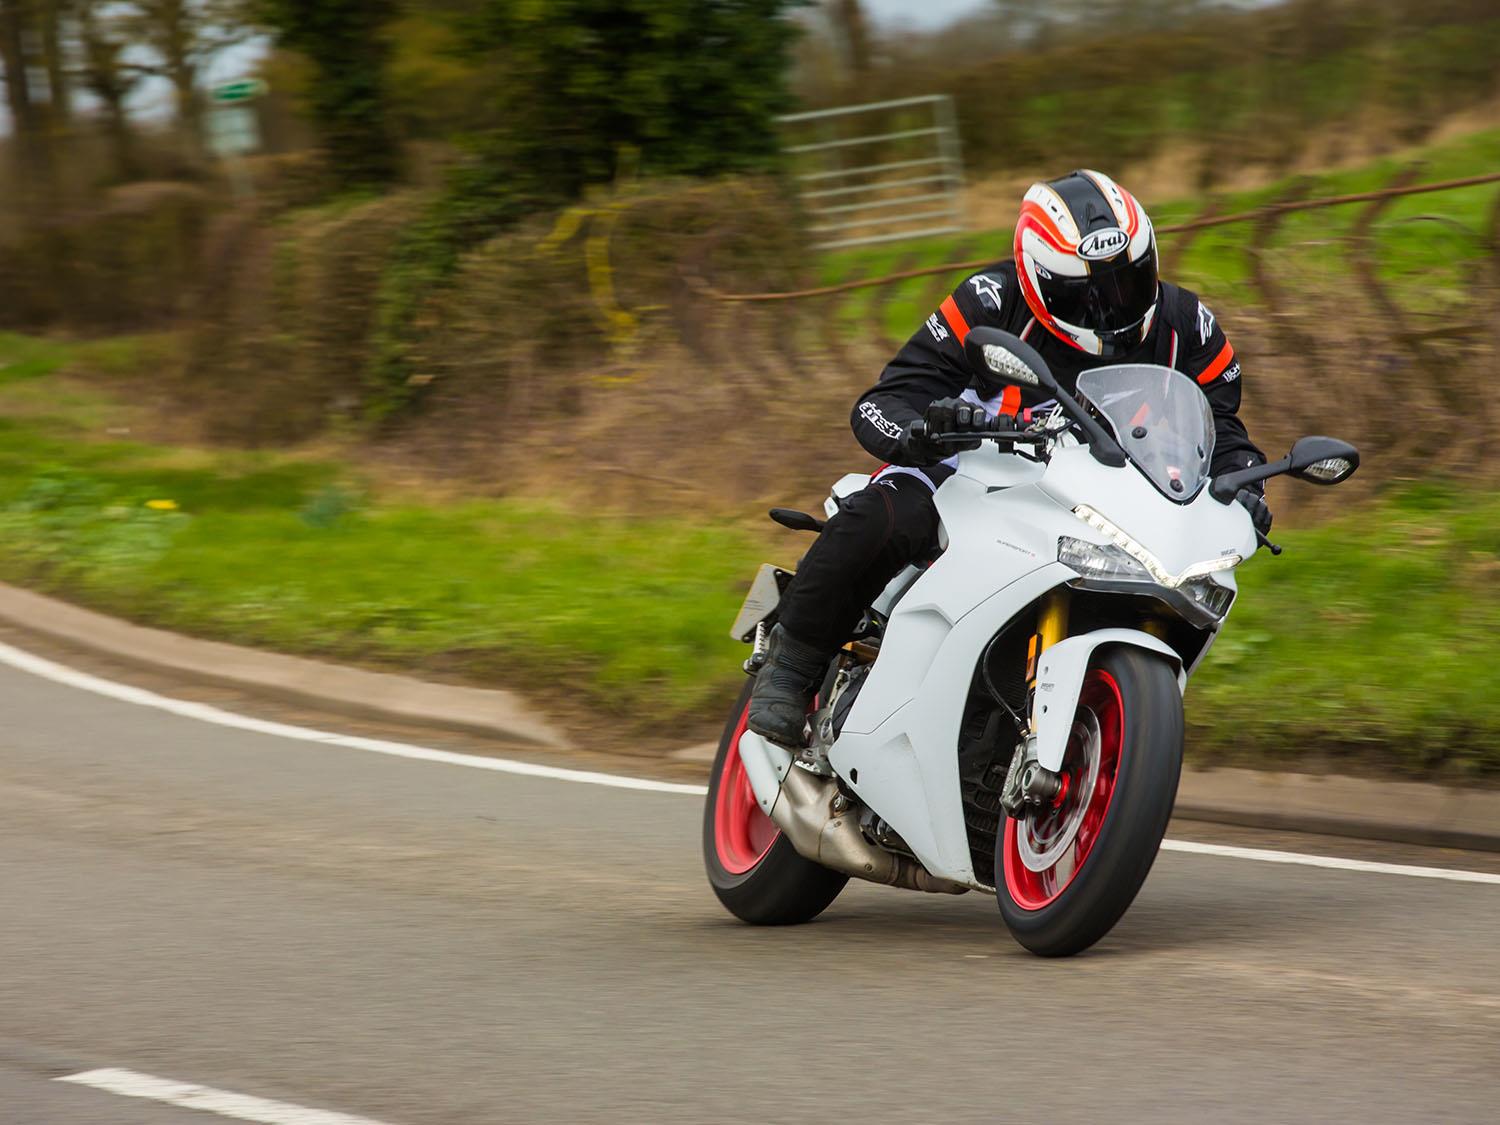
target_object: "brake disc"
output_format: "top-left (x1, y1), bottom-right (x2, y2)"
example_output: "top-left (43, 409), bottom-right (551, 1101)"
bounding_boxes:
top-left (1016, 709), bottom-right (1101, 874)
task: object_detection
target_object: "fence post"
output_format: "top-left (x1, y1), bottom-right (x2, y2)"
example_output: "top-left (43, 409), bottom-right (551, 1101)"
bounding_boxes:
top-left (1245, 177), bottom-right (1319, 364)
top-left (1161, 198), bottom-right (1218, 276)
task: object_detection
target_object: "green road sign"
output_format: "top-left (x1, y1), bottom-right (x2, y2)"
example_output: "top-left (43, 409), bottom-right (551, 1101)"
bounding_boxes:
top-left (211, 79), bottom-right (266, 104)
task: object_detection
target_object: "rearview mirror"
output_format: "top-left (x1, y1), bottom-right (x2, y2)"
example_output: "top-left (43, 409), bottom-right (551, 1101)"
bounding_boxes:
top-left (1211, 435), bottom-right (1362, 502)
top-left (963, 327), bottom-right (1058, 395)
top-left (961, 327), bottom-right (1125, 467)
top-left (1287, 436), bottom-right (1360, 486)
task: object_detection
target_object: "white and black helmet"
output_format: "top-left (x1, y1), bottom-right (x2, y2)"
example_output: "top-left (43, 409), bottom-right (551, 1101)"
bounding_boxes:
top-left (1013, 170), bottom-right (1159, 357)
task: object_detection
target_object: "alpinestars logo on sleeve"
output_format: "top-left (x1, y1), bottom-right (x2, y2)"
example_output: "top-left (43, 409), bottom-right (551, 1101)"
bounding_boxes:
top-left (1197, 303), bottom-right (1217, 344)
top-left (857, 402), bottom-right (905, 441)
top-left (925, 313), bottom-right (949, 342)
top-left (969, 274), bottom-right (1004, 312)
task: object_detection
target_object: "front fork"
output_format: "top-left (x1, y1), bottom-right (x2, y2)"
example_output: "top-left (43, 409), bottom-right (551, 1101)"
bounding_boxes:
top-left (1001, 589), bottom-right (1071, 817)
top-left (1028, 589), bottom-right (1070, 689)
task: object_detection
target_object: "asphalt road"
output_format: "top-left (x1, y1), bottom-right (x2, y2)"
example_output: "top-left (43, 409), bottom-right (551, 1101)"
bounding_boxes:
top-left (1, 650), bottom-right (1498, 1124)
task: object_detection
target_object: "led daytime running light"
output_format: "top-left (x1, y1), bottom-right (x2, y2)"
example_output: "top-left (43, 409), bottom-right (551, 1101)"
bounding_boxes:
top-left (1072, 505), bottom-right (1240, 589)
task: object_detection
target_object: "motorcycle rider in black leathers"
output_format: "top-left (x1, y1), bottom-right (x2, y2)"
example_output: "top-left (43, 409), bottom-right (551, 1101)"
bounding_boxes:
top-left (748, 169), bottom-right (1271, 746)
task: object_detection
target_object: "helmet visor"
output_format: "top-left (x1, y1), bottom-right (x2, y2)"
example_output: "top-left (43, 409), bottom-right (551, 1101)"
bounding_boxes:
top-left (1038, 248), bottom-right (1159, 334)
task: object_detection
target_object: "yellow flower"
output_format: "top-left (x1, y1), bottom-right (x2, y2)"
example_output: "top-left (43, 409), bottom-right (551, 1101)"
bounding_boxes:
top-left (145, 499), bottom-right (179, 511)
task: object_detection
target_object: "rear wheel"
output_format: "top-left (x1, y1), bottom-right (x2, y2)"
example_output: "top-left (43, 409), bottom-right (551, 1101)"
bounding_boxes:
top-left (702, 681), bottom-right (847, 925)
top-left (996, 647), bottom-right (1182, 957)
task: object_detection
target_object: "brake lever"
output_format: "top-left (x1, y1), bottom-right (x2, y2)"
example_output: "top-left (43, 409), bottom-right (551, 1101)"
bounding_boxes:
top-left (924, 430), bottom-right (1049, 444)
top-left (1257, 530), bottom-right (1283, 556)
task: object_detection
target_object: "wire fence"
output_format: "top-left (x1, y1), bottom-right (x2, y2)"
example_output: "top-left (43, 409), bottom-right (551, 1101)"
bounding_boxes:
top-left (703, 169), bottom-right (1500, 303)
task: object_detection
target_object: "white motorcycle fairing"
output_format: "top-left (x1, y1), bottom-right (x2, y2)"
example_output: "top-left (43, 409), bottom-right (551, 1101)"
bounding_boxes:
top-left (751, 434), bottom-right (1255, 890)
top-left (712, 345), bottom-right (1362, 951)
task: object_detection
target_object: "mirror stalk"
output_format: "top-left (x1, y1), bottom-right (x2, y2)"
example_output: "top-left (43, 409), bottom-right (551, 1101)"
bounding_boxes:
top-left (1210, 456), bottom-right (1292, 503)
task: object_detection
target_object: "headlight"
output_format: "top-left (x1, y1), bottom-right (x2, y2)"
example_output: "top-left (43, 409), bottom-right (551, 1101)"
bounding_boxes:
top-left (1058, 536), bottom-right (1237, 622)
top-left (1057, 536), bottom-right (1152, 581)
top-left (1071, 505), bottom-right (1241, 588)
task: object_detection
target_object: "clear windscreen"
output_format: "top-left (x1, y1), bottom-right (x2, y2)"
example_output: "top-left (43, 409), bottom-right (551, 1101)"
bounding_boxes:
top-left (1075, 365), bottom-right (1215, 501)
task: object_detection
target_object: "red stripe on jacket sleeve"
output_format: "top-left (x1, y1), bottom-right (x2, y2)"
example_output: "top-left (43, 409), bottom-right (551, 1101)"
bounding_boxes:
top-left (939, 296), bottom-right (971, 344)
top-left (1196, 341), bottom-right (1235, 385)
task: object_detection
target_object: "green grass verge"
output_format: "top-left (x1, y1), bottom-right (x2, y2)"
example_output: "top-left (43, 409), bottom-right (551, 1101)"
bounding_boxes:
top-left (1190, 482), bottom-right (1500, 777)
top-left (3, 333), bottom-right (1498, 773)
top-left (0, 337), bottom-right (757, 723)
top-left (818, 127), bottom-right (1500, 341)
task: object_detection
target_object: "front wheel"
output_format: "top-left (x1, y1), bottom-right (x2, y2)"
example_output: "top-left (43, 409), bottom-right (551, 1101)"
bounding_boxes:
top-left (702, 681), bottom-right (847, 925)
top-left (996, 647), bottom-right (1183, 957)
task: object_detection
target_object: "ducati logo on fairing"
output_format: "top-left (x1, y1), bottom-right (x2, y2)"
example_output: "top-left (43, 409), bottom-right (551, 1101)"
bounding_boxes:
top-left (1078, 227), bottom-right (1129, 261)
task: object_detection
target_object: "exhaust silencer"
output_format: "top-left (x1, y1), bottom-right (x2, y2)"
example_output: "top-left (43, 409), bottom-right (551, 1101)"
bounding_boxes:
top-left (738, 732), bottom-right (968, 895)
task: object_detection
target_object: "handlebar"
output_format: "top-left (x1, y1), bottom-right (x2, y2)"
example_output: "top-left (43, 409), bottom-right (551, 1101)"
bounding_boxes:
top-left (913, 418), bottom-right (1286, 556)
top-left (908, 419), bottom-right (1050, 445)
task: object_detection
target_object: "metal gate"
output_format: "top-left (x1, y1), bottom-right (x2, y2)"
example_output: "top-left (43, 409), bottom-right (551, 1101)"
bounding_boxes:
top-left (779, 94), bottom-right (965, 252)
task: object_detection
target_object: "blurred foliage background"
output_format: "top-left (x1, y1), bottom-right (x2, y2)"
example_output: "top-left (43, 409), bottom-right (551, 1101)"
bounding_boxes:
top-left (0, 0), bottom-right (1498, 770)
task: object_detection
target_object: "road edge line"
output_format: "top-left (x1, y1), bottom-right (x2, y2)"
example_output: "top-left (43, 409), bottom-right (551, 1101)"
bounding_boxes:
top-left (3, 636), bottom-right (1500, 885)
top-left (0, 638), bottom-right (704, 796)
top-left (57, 1067), bottom-right (392, 1125)
top-left (1, 583), bottom-right (1498, 857)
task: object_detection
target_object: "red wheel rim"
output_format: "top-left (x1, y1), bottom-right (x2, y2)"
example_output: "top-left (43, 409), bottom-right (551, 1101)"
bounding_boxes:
top-left (713, 702), bottom-right (781, 874)
top-left (1002, 669), bottom-right (1124, 911)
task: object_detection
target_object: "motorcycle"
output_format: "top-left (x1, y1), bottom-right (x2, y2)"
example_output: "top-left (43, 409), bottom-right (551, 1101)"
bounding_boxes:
top-left (703, 327), bottom-right (1362, 956)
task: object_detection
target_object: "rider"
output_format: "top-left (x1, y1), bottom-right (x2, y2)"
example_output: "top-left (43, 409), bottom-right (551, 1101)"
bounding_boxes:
top-left (748, 169), bottom-right (1271, 746)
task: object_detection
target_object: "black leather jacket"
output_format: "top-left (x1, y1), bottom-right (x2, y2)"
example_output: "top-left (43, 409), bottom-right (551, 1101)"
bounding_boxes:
top-left (851, 260), bottom-right (1264, 487)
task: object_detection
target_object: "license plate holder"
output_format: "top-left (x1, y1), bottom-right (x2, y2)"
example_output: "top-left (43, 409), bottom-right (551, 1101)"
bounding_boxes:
top-left (729, 564), bottom-right (794, 642)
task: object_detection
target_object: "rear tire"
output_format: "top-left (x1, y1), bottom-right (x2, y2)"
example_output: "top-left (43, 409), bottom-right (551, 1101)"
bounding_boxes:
top-left (703, 681), bottom-right (848, 925)
top-left (996, 647), bottom-right (1182, 957)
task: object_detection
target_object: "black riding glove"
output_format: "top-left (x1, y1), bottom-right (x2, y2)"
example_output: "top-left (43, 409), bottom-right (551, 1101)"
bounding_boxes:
top-left (900, 398), bottom-right (1016, 465)
top-left (927, 396), bottom-right (1007, 443)
top-left (1236, 486), bottom-right (1273, 537)
top-left (898, 420), bottom-right (949, 466)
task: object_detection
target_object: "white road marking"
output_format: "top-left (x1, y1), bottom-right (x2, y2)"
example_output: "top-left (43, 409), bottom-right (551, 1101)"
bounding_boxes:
top-left (57, 1068), bottom-right (392, 1125)
top-left (0, 639), bottom-right (703, 796)
top-left (1, 638), bottom-right (1498, 887)
top-left (1161, 839), bottom-right (1500, 886)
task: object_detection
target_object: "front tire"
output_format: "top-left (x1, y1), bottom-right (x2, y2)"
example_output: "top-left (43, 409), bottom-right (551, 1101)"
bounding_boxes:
top-left (996, 647), bottom-right (1183, 957)
top-left (703, 681), bottom-right (847, 925)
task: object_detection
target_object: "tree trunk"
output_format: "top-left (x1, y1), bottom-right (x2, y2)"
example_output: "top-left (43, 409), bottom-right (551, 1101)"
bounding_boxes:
top-left (40, 0), bottom-right (70, 125)
top-left (0, 0), bottom-right (55, 202)
top-left (0, 0), bottom-right (37, 141)
top-left (79, 2), bottom-right (140, 181)
top-left (173, 65), bottom-right (204, 163)
top-left (832, 0), bottom-right (870, 81)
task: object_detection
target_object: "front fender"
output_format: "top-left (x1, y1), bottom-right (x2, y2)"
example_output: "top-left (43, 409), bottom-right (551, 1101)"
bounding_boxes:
top-left (1032, 630), bottom-right (1184, 773)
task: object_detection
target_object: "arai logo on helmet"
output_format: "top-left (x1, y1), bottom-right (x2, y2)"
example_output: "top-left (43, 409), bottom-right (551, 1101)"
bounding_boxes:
top-left (1078, 227), bottom-right (1130, 261)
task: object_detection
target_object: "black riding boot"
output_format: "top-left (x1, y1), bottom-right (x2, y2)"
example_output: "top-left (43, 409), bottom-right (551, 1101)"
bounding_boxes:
top-left (747, 624), bottom-right (830, 747)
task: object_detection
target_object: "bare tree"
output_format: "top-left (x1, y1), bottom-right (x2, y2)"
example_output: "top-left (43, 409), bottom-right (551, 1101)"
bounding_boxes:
top-left (0, 0), bottom-right (56, 197)
top-left (120, 0), bottom-right (250, 161)
top-left (830, 0), bottom-right (871, 80)
top-left (40, 0), bottom-right (73, 125)
top-left (76, 0), bottom-right (145, 178)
